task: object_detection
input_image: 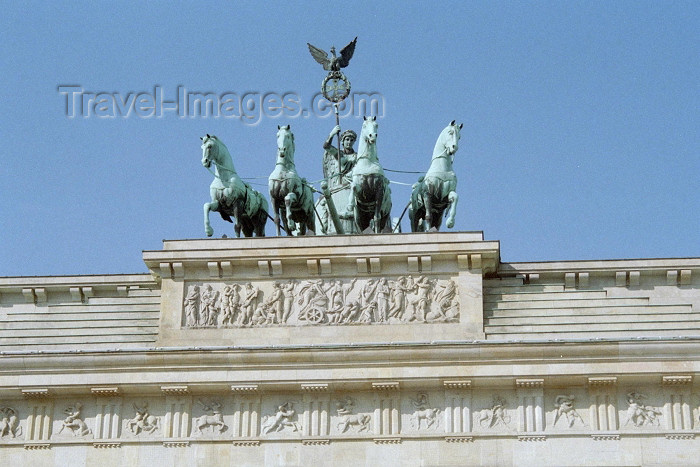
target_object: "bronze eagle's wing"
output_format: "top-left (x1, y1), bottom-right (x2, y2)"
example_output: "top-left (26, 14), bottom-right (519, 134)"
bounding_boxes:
top-left (338, 37), bottom-right (357, 68)
top-left (307, 43), bottom-right (331, 71)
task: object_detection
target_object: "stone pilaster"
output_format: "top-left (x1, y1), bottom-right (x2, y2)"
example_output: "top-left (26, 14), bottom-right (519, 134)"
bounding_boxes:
top-left (24, 400), bottom-right (53, 442)
top-left (372, 383), bottom-right (401, 436)
top-left (516, 379), bottom-right (545, 433)
top-left (301, 384), bottom-right (330, 437)
top-left (443, 380), bottom-right (472, 434)
top-left (588, 377), bottom-right (618, 433)
top-left (162, 388), bottom-right (192, 439)
top-left (662, 376), bottom-right (693, 431)
top-left (232, 394), bottom-right (260, 438)
top-left (93, 396), bottom-right (122, 440)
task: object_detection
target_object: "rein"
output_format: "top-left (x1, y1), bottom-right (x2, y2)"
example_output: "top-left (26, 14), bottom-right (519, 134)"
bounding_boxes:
top-left (431, 146), bottom-right (452, 161)
top-left (204, 158), bottom-right (237, 182)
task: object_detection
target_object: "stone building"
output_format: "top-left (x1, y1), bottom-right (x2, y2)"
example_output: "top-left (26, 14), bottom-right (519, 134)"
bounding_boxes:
top-left (0, 232), bottom-right (699, 466)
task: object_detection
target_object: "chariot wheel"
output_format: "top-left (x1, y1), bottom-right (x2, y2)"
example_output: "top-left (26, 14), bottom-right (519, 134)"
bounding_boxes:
top-left (307, 307), bottom-right (325, 324)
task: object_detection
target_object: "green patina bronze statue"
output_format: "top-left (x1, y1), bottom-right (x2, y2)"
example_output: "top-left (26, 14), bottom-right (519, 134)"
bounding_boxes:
top-left (409, 121), bottom-right (462, 232)
top-left (268, 125), bottom-right (315, 236)
top-left (201, 135), bottom-right (268, 237)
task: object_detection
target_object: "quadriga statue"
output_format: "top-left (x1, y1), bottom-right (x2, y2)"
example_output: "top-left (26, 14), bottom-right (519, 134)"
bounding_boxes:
top-left (200, 134), bottom-right (268, 237)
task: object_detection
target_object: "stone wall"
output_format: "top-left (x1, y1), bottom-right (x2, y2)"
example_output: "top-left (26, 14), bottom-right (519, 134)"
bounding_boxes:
top-left (0, 275), bottom-right (158, 351)
top-left (0, 232), bottom-right (699, 466)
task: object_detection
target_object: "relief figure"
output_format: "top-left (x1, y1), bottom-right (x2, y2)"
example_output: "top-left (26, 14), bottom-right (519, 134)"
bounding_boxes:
top-left (410, 393), bottom-right (440, 430)
top-left (184, 285), bottom-right (199, 327)
top-left (261, 402), bottom-right (301, 434)
top-left (126, 403), bottom-right (159, 435)
top-left (624, 392), bottom-right (661, 427)
top-left (58, 403), bottom-right (91, 437)
top-left (553, 395), bottom-right (584, 428)
top-left (335, 397), bottom-right (370, 433)
top-left (0, 407), bottom-right (21, 438)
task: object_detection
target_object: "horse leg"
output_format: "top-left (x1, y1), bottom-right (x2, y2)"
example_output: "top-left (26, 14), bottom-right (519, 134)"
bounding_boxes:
top-left (446, 191), bottom-right (458, 228)
top-left (232, 205), bottom-right (242, 237)
top-left (203, 201), bottom-right (218, 237)
top-left (256, 210), bottom-right (266, 237)
top-left (346, 181), bottom-right (356, 218)
top-left (423, 192), bottom-right (433, 231)
top-left (374, 182), bottom-right (384, 233)
top-left (380, 187), bottom-right (392, 233)
top-left (284, 193), bottom-right (297, 235)
top-left (272, 198), bottom-right (282, 236)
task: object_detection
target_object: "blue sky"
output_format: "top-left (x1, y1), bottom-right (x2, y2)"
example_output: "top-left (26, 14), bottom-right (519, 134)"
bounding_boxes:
top-left (1, 1), bottom-right (698, 276)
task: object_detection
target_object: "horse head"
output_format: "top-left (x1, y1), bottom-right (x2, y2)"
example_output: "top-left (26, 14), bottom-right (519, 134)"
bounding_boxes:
top-left (276, 125), bottom-right (295, 165)
top-left (201, 134), bottom-right (218, 169)
top-left (441, 120), bottom-right (463, 157)
top-left (361, 116), bottom-right (378, 146)
top-left (358, 116), bottom-right (379, 163)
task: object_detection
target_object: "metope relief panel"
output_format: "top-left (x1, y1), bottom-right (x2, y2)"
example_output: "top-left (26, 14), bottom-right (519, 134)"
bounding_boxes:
top-left (260, 400), bottom-right (302, 437)
top-left (192, 399), bottom-right (229, 438)
top-left (0, 406), bottom-right (23, 441)
top-left (546, 390), bottom-right (587, 430)
top-left (182, 275), bottom-right (460, 328)
top-left (473, 393), bottom-right (515, 432)
top-left (621, 391), bottom-right (663, 429)
top-left (401, 392), bottom-right (442, 433)
top-left (123, 399), bottom-right (163, 439)
top-left (54, 402), bottom-right (92, 439)
top-left (332, 395), bottom-right (373, 436)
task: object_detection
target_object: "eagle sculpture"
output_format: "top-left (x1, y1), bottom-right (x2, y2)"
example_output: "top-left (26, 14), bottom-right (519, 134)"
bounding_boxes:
top-left (307, 37), bottom-right (357, 72)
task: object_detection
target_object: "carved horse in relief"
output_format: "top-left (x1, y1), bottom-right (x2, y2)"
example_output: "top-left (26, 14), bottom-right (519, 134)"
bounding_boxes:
top-left (193, 400), bottom-right (227, 434)
top-left (409, 120), bottom-right (462, 232)
top-left (337, 413), bottom-right (371, 433)
top-left (268, 125), bottom-right (315, 236)
top-left (201, 134), bottom-right (268, 237)
top-left (346, 116), bottom-right (392, 233)
top-left (412, 407), bottom-right (441, 429)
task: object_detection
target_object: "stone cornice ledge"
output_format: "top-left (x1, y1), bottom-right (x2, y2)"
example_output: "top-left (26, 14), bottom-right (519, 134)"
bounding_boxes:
top-left (1, 340), bottom-right (700, 378)
top-left (500, 257), bottom-right (700, 274)
top-left (143, 232), bottom-right (501, 276)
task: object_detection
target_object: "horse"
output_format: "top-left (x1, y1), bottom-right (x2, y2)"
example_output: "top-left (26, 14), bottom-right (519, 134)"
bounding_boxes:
top-left (127, 404), bottom-right (159, 435)
top-left (346, 116), bottom-right (392, 233)
top-left (201, 134), bottom-right (268, 237)
top-left (411, 407), bottom-right (440, 430)
top-left (268, 125), bottom-right (315, 236)
top-left (409, 120), bottom-right (462, 232)
top-left (337, 413), bottom-right (371, 433)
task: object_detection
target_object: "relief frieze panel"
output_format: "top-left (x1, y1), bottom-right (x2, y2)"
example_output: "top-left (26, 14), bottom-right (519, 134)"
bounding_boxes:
top-left (192, 399), bottom-right (228, 436)
top-left (260, 401), bottom-right (302, 435)
top-left (552, 395), bottom-right (585, 428)
top-left (623, 391), bottom-right (662, 428)
top-left (56, 403), bottom-right (91, 438)
top-left (477, 395), bottom-right (513, 431)
top-left (125, 402), bottom-right (160, 436)
top-left (0, 386), bottom-right (697, 445)
top-left (334, 396), bottom-right (371, 434)
top-left (182, 275), bottom-right (460, 328)
top-left (408, 393), bottom-right (441, 431)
